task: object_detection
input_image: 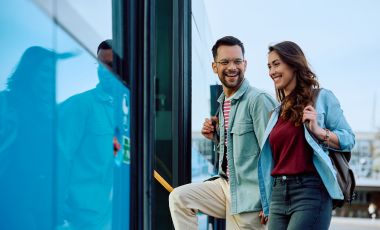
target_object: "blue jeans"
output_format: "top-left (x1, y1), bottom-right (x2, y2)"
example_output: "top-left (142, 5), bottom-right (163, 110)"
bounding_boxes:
top-left (268, 174), bottom-right (332, 230)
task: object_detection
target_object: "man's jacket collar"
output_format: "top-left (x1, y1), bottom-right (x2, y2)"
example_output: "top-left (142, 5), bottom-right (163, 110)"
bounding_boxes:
top-left (217, 79), bottom-right (249, 103)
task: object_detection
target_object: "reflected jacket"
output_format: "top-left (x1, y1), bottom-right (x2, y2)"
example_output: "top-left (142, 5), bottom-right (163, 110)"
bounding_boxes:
top-left (258, 88), bottom-right (356, 216)
top-left (215, 79), bottom-right (277, 214)
top-left (58, 84), bottom-right (115, 226)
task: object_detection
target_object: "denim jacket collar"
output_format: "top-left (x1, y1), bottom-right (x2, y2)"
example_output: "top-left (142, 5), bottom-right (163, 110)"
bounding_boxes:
top-left (217, 79), bottom-right (249, 104)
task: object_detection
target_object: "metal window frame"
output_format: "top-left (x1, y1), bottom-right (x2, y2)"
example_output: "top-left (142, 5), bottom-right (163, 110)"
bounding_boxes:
top-left (121, 0), bottom-right (191, 228)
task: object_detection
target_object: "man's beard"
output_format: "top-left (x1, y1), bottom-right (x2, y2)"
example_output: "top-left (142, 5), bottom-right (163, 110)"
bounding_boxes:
top-left (220, 69), bottom-right (244, 89)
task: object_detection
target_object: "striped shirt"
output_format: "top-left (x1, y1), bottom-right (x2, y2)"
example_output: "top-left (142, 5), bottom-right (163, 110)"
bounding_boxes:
top-left (223, 99), bottom-right (231, 177)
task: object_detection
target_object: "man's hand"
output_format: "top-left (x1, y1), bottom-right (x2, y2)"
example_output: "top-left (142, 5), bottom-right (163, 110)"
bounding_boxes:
top-left (201, 116), bottom-right (218, 140)
top-left (113, 137), bottom-right (121, 156)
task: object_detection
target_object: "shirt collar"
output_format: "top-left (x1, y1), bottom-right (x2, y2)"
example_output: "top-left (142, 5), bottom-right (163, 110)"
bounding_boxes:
top-left (217, 79), bottom-right (249, 103)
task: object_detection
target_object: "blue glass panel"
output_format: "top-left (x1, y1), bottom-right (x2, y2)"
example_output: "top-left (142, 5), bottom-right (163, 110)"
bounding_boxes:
top-left (0, 0), bottom-right (130, 229)
top-left (0, 1), bottom-right (56, 229)
top-left (55, 24), bottom-right (130, 230)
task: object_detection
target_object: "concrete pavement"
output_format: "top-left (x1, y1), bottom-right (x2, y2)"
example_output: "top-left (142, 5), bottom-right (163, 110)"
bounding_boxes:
top-left (330, 217), bottom-right (380, 230)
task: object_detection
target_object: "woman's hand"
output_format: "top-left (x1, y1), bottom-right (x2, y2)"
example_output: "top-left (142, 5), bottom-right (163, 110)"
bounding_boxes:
top-left (259, 211), bottom-right (268, 225)
top-left (302, 105), bottom-right (324, 138)
top-left (302, 105), bottom-right (341, 149)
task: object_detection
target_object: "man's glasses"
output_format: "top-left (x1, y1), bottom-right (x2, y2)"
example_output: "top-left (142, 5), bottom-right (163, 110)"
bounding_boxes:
top-left (215, 59), bottom-right (245, 66)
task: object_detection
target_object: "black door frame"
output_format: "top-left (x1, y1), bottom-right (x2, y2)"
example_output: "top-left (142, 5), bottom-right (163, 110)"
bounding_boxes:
top-left (119, 0), bottom-right (191, 229)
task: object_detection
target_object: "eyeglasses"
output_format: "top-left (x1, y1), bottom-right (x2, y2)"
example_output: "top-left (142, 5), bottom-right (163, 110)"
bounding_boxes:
top-left (215, 58), bottom-right (245, 66)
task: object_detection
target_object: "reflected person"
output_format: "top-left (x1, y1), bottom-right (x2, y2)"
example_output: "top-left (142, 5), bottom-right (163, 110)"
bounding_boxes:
top-left (0, 46), bottom-right (67, 230)
top-left (58, 40), bottom-right (120, 230)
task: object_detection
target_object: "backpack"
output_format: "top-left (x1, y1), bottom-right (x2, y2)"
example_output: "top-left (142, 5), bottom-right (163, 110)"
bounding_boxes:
top-left (329, 149), bottom-right (357, 208)
top-left (312, 88), bottom-right (356, 209)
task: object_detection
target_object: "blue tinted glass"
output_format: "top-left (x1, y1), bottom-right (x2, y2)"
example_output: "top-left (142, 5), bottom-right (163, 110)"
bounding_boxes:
top-left (0, 0), bottom-right (130, 229)
top-left (0, 1), bottom-right (56, 229)
top-left (55, 24), bottom-right (130, 230)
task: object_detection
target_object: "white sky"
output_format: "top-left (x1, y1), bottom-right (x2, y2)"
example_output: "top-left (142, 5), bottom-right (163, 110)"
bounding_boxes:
top-left (203, 0), bottom-right (380, 132)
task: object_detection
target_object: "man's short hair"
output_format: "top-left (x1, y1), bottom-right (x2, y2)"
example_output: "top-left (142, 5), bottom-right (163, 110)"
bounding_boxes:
top-left (97, 39), bottom-right (113, 54)
top-left (211, 36), bottom-right (245, 59)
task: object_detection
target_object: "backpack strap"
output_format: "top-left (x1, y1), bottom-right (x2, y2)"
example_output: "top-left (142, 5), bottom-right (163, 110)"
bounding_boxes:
top-left (311, 88), bottom-right (321, 107)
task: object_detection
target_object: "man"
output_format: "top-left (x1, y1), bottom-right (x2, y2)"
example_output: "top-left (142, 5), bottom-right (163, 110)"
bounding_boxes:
top-left (169, 36), bottom-right (277, 229)
top-left (58, 40), bottom-right (121, 229)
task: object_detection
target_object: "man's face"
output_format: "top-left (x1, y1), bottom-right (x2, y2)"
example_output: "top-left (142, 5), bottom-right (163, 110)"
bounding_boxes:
top-left (97, 48), bottom-right (115, 93)
top-left (212, 45), bottom-right (247, 93)
top-left (97, 48), bottom-right (113, 70)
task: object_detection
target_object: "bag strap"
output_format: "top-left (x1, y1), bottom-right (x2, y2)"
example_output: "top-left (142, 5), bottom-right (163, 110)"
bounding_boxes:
top-left (311, 88), bottom-right (321, 107)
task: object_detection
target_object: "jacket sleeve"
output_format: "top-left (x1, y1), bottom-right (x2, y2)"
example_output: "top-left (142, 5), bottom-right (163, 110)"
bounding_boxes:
top-left (321, 89), bottom-right (355, 151)
top-left (249, 93), bottom-right (278, 147)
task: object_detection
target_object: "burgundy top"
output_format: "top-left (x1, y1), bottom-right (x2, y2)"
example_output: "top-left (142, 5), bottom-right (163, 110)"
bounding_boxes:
top-left (269, 116), bottom-right (316, 176)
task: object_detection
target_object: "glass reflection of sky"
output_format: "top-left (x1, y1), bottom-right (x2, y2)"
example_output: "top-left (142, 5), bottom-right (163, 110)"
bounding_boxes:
top-left (0, 1), bottom-right (53, 90)
top-left (56, 29), bottom-right (99, 103)
top-left (0, 1), bottom-right (100, 101)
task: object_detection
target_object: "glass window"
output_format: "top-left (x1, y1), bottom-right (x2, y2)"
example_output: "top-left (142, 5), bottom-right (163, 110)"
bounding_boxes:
top-left (0, 1), bottom-right (129, 229)
top-left (0, 1), bottom-right (56, 229)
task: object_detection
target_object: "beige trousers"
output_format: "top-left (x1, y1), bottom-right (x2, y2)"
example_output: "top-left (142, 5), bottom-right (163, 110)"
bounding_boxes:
top-left (169, 178), bottom-right (266, 230)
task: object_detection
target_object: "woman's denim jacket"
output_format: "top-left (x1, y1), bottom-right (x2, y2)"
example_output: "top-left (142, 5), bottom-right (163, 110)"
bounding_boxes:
top-left (258, 88), bottom-right (355, 216)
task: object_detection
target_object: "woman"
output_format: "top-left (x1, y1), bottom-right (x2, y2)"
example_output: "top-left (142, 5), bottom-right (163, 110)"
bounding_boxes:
top-left (258, 41), bottom-right (355, 229)
top-left (0, 46), bottom-right (65, 229)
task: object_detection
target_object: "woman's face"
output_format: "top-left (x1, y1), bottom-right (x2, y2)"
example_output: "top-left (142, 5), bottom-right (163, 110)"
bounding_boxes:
top-left (267, 51), bottom-right (296, 96)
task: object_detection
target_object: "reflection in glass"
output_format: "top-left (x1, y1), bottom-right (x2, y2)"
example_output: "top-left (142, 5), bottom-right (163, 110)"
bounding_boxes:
top-left (57, 41), bottom-right (129, 229)
top-left (0, 46), bottom-right (67, 230)
top-left (1, 0), bottom-right (130, 228)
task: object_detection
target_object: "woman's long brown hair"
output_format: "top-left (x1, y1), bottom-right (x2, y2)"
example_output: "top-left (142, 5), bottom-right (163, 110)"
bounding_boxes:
top-left (269, 41), bottom-right (319, 126)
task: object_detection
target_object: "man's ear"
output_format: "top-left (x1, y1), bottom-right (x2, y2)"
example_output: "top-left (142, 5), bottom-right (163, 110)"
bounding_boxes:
top-left (212, 62), bottom-right (217, 74)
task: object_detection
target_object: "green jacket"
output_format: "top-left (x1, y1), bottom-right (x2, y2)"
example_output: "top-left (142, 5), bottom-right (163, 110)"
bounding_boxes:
top-left (216, 79), bottom-right (277, 214)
